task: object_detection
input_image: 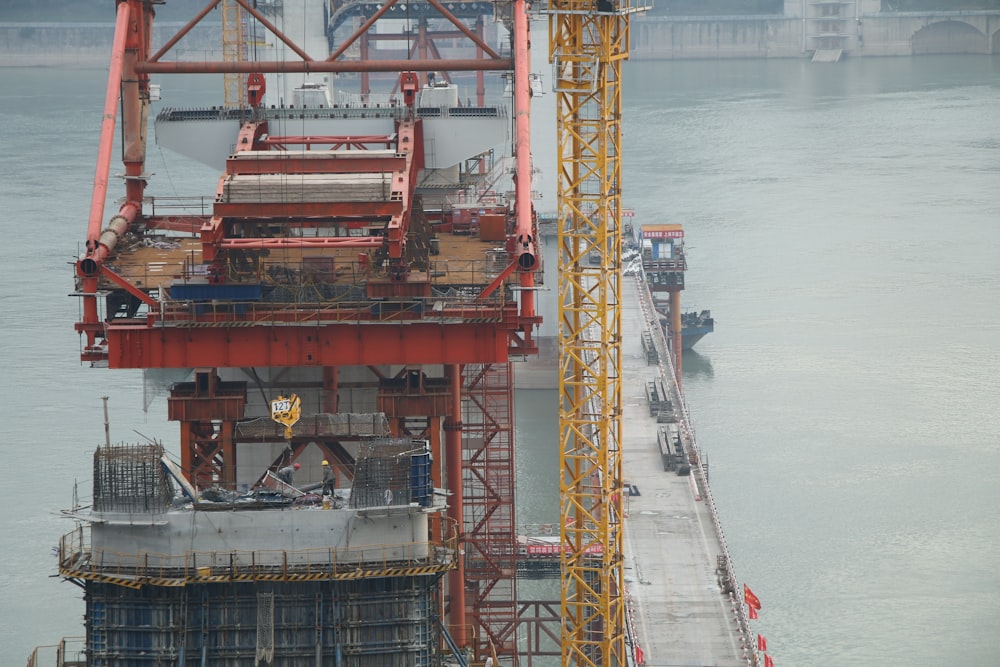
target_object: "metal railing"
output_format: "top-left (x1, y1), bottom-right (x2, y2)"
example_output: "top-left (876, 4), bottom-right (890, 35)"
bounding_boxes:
top-left (58, 522), bottom-right (459, 586)
top-left (633, 274), bottom-right (758, 666)
top-left (155, 292), bottom-right (515, 326)
top-left (143, 195), bottom-right (215, 217)
top-left (99, 254), bottom-right (521, 326)
top-left (24, 638), bottom-right (86, 667)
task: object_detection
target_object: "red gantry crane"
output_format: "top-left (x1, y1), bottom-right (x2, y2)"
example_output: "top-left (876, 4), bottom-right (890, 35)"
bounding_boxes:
top-left (75, 0), bottom-right (539, 662)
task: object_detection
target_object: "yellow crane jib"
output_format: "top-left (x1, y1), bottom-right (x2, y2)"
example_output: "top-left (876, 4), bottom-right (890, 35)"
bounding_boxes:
top-left (270, 394), bottom-right (301, 439)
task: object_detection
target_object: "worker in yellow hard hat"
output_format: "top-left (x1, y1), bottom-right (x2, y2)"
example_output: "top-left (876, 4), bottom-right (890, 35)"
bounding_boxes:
top-left (321, 459), bottom-right (336, 496)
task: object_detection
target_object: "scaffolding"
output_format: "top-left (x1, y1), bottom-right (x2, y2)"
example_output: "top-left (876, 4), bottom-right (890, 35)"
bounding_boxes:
top-left (66, 438), bottom-right (458, 665)
top-left (84, 579), bottom-right (439, 666)
top-left (462, 363), bottom-right (518, 661)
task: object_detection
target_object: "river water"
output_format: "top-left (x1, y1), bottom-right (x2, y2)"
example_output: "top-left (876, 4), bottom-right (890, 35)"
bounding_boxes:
top-left (2, 55), bottom-right (998, 665)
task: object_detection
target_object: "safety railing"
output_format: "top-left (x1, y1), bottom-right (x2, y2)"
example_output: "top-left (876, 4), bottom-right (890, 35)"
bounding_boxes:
top-left (204, 256), bottom-right (514, 289)
top-left (24, 637), bottom-right (86, 667)
top-left (642, 257), bottom-right (688, 272)
top-left (58, 522), bottom-right (459, 586)
top-left (143, 195), bottom-right (215, 217)
top-left (632, 274), bottom-right (758, 666)
top-left (155, 293), bottom-right (516, 326)
top-left (135, 256), bottom-right (519, 324)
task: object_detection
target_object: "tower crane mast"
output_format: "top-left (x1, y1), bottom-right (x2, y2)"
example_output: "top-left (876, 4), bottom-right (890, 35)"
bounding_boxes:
top-left (221, 0), bottom-right (247, 107)
top-left (548, 0), bottom-right (641, 663)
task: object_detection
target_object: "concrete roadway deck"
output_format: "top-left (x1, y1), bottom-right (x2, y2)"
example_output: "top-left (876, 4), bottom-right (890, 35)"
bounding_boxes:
top-left (621, 277), bottom-right (749, 667)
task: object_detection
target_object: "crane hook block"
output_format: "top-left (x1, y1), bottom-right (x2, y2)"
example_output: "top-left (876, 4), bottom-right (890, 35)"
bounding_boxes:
top-left (400, 72), bottom-right (420, 109)
top-left (247, 72), bottom-right (266, 108)
top-left (270, 394), bottom-right (302, 440)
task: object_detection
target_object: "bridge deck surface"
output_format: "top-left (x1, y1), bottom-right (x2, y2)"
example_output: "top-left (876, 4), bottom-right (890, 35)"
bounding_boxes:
top-left (622, 278), bottom-right (747, 667)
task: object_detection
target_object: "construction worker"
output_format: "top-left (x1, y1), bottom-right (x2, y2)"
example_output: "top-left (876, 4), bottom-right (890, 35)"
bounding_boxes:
top-left (276, 462), bottom-right (300, 484)
top-left (321, 460), bottom-right (336, 496)
top-left (427, 71), bottom-right (437, 87)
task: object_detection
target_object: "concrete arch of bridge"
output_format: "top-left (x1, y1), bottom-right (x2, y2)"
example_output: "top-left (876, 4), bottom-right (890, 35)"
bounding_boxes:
top-left (911, 18), bottom-right (998, 54)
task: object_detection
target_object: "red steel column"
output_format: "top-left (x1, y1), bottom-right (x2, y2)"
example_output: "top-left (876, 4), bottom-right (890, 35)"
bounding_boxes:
top-left (121, 0), bottom-right (151, 207)
top-left (322, 366), bottom-right (339, 413)
top-left (79, 2), bottom-right (131, 351)
top-left (220, 420), bottom-right (237, 489)
top-left (512, 0), bottom-right (536, 328)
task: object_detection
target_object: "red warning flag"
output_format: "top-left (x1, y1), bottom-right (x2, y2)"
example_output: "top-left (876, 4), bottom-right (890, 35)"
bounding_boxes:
top-left (757, 634), bottom-right (767, 652)
top-left (764, 654), bottom-right (774, 667)
top-left (748, 605), bottom-right (758, 620)
top-left (744, 584), bottom-right (762, 610)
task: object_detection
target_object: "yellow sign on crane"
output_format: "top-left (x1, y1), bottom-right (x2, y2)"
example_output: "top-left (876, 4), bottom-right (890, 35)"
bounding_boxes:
top-left (270, 394), bottom-right (301, 439)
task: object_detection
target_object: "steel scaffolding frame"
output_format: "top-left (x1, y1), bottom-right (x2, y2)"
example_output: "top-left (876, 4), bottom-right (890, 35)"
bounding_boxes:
top-left (462, 362), bottom-right (518, 661)
top-left (83, 578), bottom-right (440, 666)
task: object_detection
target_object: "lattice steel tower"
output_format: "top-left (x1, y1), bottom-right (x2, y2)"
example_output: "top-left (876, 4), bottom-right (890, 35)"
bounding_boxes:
top-left (548, 0), bottom-right (641, 663)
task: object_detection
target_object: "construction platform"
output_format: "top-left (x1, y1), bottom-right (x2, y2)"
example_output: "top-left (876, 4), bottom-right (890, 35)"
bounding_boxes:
top-left (621, 275), bottom-right (753, 667)
top-left (104, 216), bottom-right (515, 297)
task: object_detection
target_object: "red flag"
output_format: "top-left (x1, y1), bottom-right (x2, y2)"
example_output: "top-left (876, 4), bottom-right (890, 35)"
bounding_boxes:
top-left (744, 584), bottom-right (762, 610)
top-left (748, 605), bottom-right (758, 619)
top-left (764, 654), bottom-right (774, 667)
top-left (757, 634), bottom-right (767, 652)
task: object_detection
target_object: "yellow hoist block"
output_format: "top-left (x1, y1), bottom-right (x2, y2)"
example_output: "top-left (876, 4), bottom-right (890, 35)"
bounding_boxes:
top-left (270, 394), bottom-right (301, 439)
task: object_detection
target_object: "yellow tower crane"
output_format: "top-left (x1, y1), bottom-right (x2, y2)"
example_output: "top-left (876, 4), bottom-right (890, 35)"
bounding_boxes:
top-left (222, 0), bottom-right (247, 107)
top-left (549, 0), bottom-right (643, 663)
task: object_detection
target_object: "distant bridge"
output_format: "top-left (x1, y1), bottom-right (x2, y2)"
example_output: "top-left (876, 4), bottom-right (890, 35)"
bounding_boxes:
top-left (631, 8), bottom-right (1000, 59)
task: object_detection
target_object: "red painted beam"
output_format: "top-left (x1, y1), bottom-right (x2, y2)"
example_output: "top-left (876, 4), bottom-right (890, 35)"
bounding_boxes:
top-left (219, 237), bottom-right (383, 250)
top-left (85, 3), bottom-right (131, 251)
top-left (511, 0), bottom-right (537, 312)
top-left (148, 0), bottom-right (222, 62)
top-left (105, 322), bottom-right (510, 369)
top-left (99, 265), bottom-right (158, 310)
top-left (425, 0), bottom-right (501, 59)
top-left (385, 116), bottom-right (422, 263)
top-left (477, 259), bottom-right (519, 300)
top-left (226, 155), bottom-right (408, 176)
top-left (200, 217), bottom-right (225, 263)
top-left (136, 58), bottom-right (512, 75)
